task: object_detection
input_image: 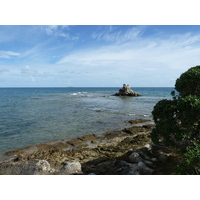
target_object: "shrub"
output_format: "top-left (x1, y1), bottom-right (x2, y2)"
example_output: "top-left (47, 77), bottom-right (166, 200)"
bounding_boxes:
top-left (151, 65), bottom-right (200, 174)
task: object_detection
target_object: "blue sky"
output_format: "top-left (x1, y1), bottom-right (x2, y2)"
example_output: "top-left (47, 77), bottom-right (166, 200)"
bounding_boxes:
top-left (1, 25), bottom-right (200, 87)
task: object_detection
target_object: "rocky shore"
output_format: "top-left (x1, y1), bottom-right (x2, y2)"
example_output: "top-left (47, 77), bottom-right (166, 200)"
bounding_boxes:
top-left (0, 119), bottom-right (180, 175)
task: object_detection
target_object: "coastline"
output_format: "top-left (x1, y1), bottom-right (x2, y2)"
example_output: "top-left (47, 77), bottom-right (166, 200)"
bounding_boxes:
top-left (0, 119), bottom-right (180, 175)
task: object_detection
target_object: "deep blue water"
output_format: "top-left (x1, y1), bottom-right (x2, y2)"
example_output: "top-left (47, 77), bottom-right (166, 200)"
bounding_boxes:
top-left (0, 87), bottom-right (173, 154)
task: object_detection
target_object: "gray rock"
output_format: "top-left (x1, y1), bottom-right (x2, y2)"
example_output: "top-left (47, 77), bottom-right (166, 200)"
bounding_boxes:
top-left (137, 150), bottom-right (152, 161)
top-left (151, 158), bottom-right (158, 162)
top-left (34, 160), bottom-right (51, 175)
top-left (143, 144), bottom-right (152, 151)
top-left (129, 152), bottom-right (143, 163)
top-left (115, 160), bottom-right (132, 167)
top-left (88, 173), bottom-right (96, 175)
top-left (61, 161), bottom-right (82, 175)
top-left (129, 151), bottom-right (156, 168)
top-left (142, 160), bottom-right (155, 168)
top-left (120, 163), bottom-right (140, 175)
top-left (114, 84), bottom-right (141, 97)
top-left (0, 159), bottom-right (53, 175)
top-left (137, 162), bottom-right (154, 175)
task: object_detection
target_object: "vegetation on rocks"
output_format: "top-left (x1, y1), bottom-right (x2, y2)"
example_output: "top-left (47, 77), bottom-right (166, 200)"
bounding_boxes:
top-left (151, 65), bottom-right (200, 174)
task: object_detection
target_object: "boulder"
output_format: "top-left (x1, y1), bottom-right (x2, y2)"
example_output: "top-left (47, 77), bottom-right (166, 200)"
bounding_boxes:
top-left (137, 162), bottom-right (154, 175)
top-left (60, 161), bottom-right (82, 175)
top-left (120, 163), bottom-right (140, 175)
top-left (33, 160), bottom-right (52, 175)
top-left (129, 152), bottom-right (143, 163)
top-left (114, 84), bottom-right (141, 97)
top-left (0, 159), bottom-right (54, 175)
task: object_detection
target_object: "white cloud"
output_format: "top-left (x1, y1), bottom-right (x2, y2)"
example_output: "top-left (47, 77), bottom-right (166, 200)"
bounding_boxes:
top-left (91, 26), bottom-right (146, 43)
top-left (20, 65), bottom-right (38, 75)
top-left (55, 31), bottom-right (200, 86)
top-left (2, 26), bottom-right (200, 87)
top-left (43, 25), bottom-right (79, 40)
top-left (60, 31), bottom-right (200, 69)
top-left (0, 51), bottom-right (20, 58)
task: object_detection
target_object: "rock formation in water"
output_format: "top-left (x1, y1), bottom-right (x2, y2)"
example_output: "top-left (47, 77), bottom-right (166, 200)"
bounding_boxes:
top-left (114, 84), bottom-right (141, 97)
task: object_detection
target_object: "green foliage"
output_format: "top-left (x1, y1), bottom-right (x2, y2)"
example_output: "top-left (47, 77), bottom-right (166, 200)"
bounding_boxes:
top-left (151, 65), bottom-right (200, 174)
top-left (176, 140), bottom-right (200, 175)
top-left (184, 140), bottom-right (200, 174)
top-left (175, 65), bottom-right (200, 98)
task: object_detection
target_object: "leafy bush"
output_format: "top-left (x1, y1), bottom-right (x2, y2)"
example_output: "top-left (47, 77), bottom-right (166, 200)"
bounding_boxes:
top-left (175, 65), bottom-right (200, 98)
top-left (151, 65), bottom-right (200, 174)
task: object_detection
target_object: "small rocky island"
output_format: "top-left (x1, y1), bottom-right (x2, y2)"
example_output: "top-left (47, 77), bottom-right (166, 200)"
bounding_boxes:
top-left (114, 84), bottom-right (141, 97)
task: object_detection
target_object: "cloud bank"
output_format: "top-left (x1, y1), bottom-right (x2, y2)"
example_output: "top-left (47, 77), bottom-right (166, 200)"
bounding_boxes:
top-left (1, 25), bottom-right (200, 87)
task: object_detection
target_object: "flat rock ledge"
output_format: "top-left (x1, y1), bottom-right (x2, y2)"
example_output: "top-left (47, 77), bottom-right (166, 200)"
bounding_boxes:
top-left (113, 84), bottom-right (141, 97)
top-left (0, 120), bottom-right (177, 175)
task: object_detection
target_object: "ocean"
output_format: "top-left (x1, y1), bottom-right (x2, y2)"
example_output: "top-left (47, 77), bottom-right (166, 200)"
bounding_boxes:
top-left (0, 87), bottom-right (173, 154)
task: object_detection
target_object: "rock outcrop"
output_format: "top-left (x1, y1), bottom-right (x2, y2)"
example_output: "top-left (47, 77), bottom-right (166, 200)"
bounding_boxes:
top-left (0, 120), bottom-right (180, 175)
top-left (114, 84), bottom-right (141, 97)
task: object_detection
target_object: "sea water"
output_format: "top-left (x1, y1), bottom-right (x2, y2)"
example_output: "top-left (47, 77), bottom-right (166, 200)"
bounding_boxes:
top-left (0, 87), bottom-right (173, 154)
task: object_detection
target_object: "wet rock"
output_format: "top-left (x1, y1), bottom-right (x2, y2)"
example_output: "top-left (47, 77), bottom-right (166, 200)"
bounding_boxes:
top-left (60, 161), bottom-right (82, 175)
top-left (67, 138), bottom-right (88, 148)
top-left (77, 134), bottom-right (97, 141)
top-left (129, 119), bottom-right (150, 124)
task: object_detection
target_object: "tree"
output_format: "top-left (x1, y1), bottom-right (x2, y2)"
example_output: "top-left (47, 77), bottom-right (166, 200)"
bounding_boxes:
top-left (151, 65), bottom-right (200, 174)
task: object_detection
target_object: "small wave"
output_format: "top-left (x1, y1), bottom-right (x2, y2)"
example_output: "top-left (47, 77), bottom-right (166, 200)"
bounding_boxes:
top-left (128, 113), bottom-right (136, 116)
top-left (72, 93), bottom-right (78, 95)
top-left (70, 92), bottom-right (88, 96)
top-left (88, 107), bottom-right (103, 112)
top-left (143, 114), bottom-right (150, 117)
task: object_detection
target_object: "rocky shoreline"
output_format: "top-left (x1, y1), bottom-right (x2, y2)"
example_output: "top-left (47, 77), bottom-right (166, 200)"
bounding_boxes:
top-left (0, 119), bottom-right (180, 175)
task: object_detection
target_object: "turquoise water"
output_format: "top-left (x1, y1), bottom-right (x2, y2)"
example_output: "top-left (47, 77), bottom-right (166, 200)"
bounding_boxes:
top-left (0, 87), bottom-right (173, 153)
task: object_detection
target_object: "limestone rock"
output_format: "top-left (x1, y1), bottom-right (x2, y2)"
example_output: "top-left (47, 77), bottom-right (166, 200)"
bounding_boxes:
top-left (114, 84), bottom-right (141, 97)
top-left (0, 159), bottom-right (54, 175)
top-left (60, 161), bottom-right (82, 175)
top-left (34, 160), bottom-right (52, 175)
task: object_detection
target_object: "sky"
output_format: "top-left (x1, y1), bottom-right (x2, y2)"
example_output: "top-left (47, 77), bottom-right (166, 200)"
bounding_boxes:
top-left (1, 25), bottom-right (200, 87)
